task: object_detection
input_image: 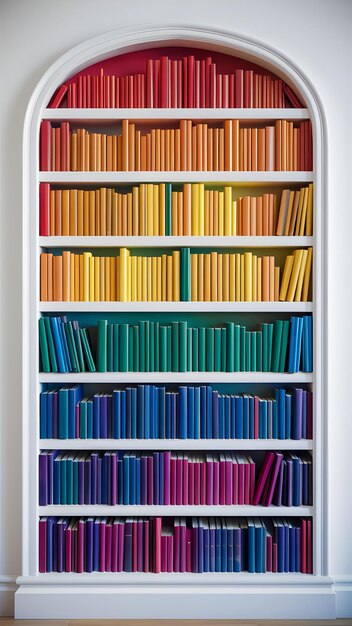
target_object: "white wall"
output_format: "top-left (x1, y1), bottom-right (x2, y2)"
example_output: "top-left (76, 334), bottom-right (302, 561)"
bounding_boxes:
top-left (0, 0), bottom-right (351, 615)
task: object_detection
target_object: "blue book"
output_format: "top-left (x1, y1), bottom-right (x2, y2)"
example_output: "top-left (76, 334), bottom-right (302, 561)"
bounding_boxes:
top-left (230, 396), bottom-right (236, 439)
top-left (40, 391), bottom-right (47, 439)
top-left (57, 318), bottom-right (71, 372)
top-left (218, 394), bottom-right (225, 439)
top-left (199, 386), bottom-right (207, 438)
top-left (235, 396), bottom-right (243, 439)
top-left (93, 518), bottom-right (100, 571)
top-left (276, 388), bottom-right (286, 439)
top-left (260, 400), bottom-right (268, 439)
top-left (58, 388), bottom-right (69, 439)
top-left (165, 393), bottom-right (171, 439)
top-left (73, 457), bottom-right (79, 503)
top-left (194, 386), bottom-right (201, 439)
top-left (295, 317), bottom-right (304, 372)
top-left (288, 317), bottom-right (298, 373)
top-left (47, 391), bottom-right (56, 439)
top-left (125, 388), bottom-right (132, 439)
top-left (295, 526), bottom-right (301, 572)
top-left (243, 395), bottom-right (250, 439)
top-left (203, 524), bottom-right (210, 573)
top-left (120, 390), bottom-right (126, 439)
top-left (187, 387), bottom-right (195, 439)
top-left (249, 396), bottom-right (255, 439)
top-left (289, 524), bottom-right (296, 572)
top-left (198, 524), bottom-right (204, 573)
top-left (276, 521), bottom-right (285, 573)
top-left (53, 454), bottom-right (61, 504)
top-left (308, 315), bottom-right (313, 372)
top-left (224, 395), bottom-right (231, 439)
top-left (150, 386), bottom-right (156, 439)
top-left (158, 387), bottom-right (165, 439)
top-left (137, 385), bottom-right (145, 439)
top-left (221, 524), bottom-right (227, 572)
top-left (215, 520), bottom-right (221, 572)
top-left (112, 390), bottom-right (121, 439)
top-left (135, 457), bottom-right (141, 505)
top-left (212, 391), bottom-right (219, 438)
top-left (172, 393), bottom-right (177, 438)
top-left (179, 386), bottom-right (187, 439)
top-left (255, 521), bottom-right (263, 573)
top-left (117, 458), bottom-right (123, 504)
top-left (102, 454), bottom-right (108, 504)
top-left (79, 399), bottom-right (87, 439)
top-left (233, 524), bottom-right (241, 572)
top-left (130, 454), bottom-right (136, 505)
top-left (206, 386), bottom-right (213, 438)
top-left (227, 522), bottom-right (234, 572)
top-left (123, 454), bottom-right (130, 504)
top-left (131, 387), bottom-right (137, 439)
top-left (46, 517), bottom-right (55, 572)
top-left (209, 523), bottom-right (216, 572)
top-left (93, 394), bottom-right (100, 439)
top-left (272, 397), bottom-right (279, 439)
top-left (285, 394), bottom-right (292, 440)
top-left (66, 454), bottom-right (73, 504)
top-left (49, 317), bottom-right (67, 372)
top-left (247, 518), bottom-right (255, 573)
top-left (69, 385), bottom-right (82, 439)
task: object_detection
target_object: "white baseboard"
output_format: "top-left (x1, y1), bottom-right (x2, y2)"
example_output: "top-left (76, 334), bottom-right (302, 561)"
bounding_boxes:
top-left (0, 576), bottom-right (17, 618)
top-left (334, 576), bottom-right (352, 618)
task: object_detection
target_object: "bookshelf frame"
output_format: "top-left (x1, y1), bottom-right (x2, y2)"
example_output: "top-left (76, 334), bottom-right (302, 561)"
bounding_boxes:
top-left (18, 24), bottom-right (333, 619)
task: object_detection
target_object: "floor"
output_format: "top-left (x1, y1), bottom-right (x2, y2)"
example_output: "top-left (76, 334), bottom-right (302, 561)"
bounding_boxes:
top-left (0, 617), bottom-right (352, 626)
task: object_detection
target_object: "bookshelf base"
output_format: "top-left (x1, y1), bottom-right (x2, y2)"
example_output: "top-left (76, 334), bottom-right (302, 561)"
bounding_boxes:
top-left (15, 577), bottom-right (336, 619)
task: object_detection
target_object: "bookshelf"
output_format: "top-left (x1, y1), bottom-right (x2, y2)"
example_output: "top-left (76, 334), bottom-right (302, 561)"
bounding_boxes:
top-left (17, 26), bottom-right (333, 620)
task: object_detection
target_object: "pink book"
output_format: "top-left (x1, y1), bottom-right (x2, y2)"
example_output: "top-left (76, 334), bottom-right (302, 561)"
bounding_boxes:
top-left (229, 74), bottom-right (235, 108)
top-left (273, 542), bottom-right (278, 573)
top-left (99, 519), bottom-right (106, 572)
top-left (143, 520), bottom-right (149, 573)
top-left (164, 451), bottom-right (171, 505)
top-left (180, 521), bottom-right (187, 572)
top-left (174, 523), bottom-right (180, 572)
top-left (170, 457), bottom-right (177, 505)
top-left (137, 520), bottom-right (144, 572)
top-left (216, 73), bottom-right (222, 108)
top-left (238, 459), bottom-right (245, 505)
top-left (117, 522), bottom-right (124, 572)
top-left (233, 460), bottom-right (238, 504)
top-left (186, 528), bottom-right (192, 572)
top-left (188, 462), bottom-right (194, 504)
top-left (64, 522), bottom-right (72, 573)
top-left (154, 518), bottom-right (162, 573)
top-left (219, 456), bottom-right (226, 504)
top-left (176, 456), bottom-right (183, 505)
top-left (182, 458), bottom-right (189, 505)
top-left (206, 457), bottom-right (214, 505)
top-left (161, 536), bottom-right (167, 572)
top-left (167, 535), bottom-right (174, 573)
top-left (194, 462), bottom-right (200, 505)
top-left (77, 519), bottom-right (85, 573)
top-left (266, 534), bottom-right (273, 572)
top-left (132, 521), bottom-right (138, 572)
top-left (244, 460), bottom-right (251, 504)
top-left (263, 453), bottom-right (283, 506)
top-left (105, 521), bottom-right (112, 572)
top-left (213, 460), bottom-right (220, 505)
top-left (225, 459), bottom-right (233, 505)
top-left (111, 520), bottom-right (118, 572)
top-left (209, 63), bottom-right (216, 107)
top-left (252, 452), bottom-right (275, 506)
top-left (307, 519), bottom-right (313, 573)
top-left (147, 456), bottom-right (153, 505)
top-left (249, 460), bottom-right (256, 504)
top-left (39, 518), bottom-right (47, 573)
top-left (200, 462), bottom-right (206, 504)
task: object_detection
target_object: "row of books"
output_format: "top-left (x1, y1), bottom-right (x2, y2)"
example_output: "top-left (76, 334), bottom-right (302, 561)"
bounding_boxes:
top-left (39, 183), bottom-right (313, 237)
top-left (40, 119), bottom-right (313, 172)
top-left (39, 316), bottom-right (313, 374)
top-left (38, 516), bottom-right (313, 574)
top-left (38, 449), bottom-right (312, 507)
top-left (51, 55), bottom-right (301, 109)
top-left (40, 248), bottom-right (312, 303)
top-left (39, 385), bottom-right (313, 441)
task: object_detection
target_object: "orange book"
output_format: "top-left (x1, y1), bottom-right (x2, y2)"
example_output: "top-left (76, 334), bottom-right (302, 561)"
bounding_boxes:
top-left (134, 129), bottom-right (140, 171)
top-left (95, 189), bottom-right (100, 235)
top-left (89, 191), bottom-right (95, 236)
top-left (232, 120), bottom-right (239, 171)
top-left (100, 133), bottom-right (106, 172)
top-left (127, 192), bottom-right (133, 236)
top-left (242, 196), bottom-right (250, 235)
top-left (61, 190), bottom-right (70, 236)
top-left (257, 128), bottom-right (265, 171)
top-left (40, 253), bottom-right (48, 301)
top-left (106, 188), bottom-right (112, 236)
top-left (53, 255), bottom-right (63, 301)
top-left (250, 197), bottom-right (257, 236)
top-left (288, 190), bottom-right (301, 236)
top-left (262, 194), bottom-right (269, 236)
top-left (202, 123), bottom-right (207, 171)
top-left (243, 128), bottom-right (249, 171)
top-left (49, 190), bottom-right (55, 236)
top-left (164, 129), bottom-right (170, 171)
top-left (251, 127), bottom-right (258, 171)
top-left (281, 120), bottom-right (287, 170)
top-left (77, 190), bottom-right (84, 236)
top-left (293, 127), bottom-right (298, 171)
top-left (187, 121), bottom-right (193, 171)
top-left (84, 131), bottom-right (90, 171)
top-left (224, 120), bottom-right (232, 171)
top-left (204, 254), bottom-right (211, 302)
top-left (111, 192), bottom-right (118, 236)
top-left (207, 128), bottom-right (213, 171)
top-left (284, 191), bottom-right (295, 236)
top-left (62, 251), bottom-right (71, 302)
top-left (82, 192), bottom-right (89, 236)
top-left (122, 120), bottom-right (129, 171)
top-left (276, 189), bottom-right (290, 236)
top-left (180, 120), bottom-right (187, 171)
top-left (175, 129), bottom-right (181, 171)
top-left (219, 128), bottom-right (225, 171)
top-left (274, 121), bottom-right (281, 171)
top-left (269, 256), bottom-right (275, 301)
top-left (127, 124), bottom-right (135, 171)
top-left (192, 125), bottom-right (197, 171)
top-left (239, 128), bottom-right (244, 171)
top-left (160, 129), bottom-right (165, 171)
top-left (106, 135), bottom-right (113, 171)
top-left (169, 129), bottom-right (175, 171)
top-left (213, 128), bottom-right (219, 171)
top-left (69, 189), bottom-right (78, 236)
top-left (155, 128), bottom-right (161, 171)
top-left (256, 197), bottom-right (263, 236)
top-left (211, 252), bottom-right (218, 301)
top-left (262, 256), bottom-right (270, 301)
top-left (265, 126), bottom-right (275, 171)
top-left (197, 123), bottom-right (203, 171)
top-left (268, 194), bottom-right (275, 235)
top-left (71, 132), bottom-right (77, 171)
top-left (89, 132), bottom-right (97, 172)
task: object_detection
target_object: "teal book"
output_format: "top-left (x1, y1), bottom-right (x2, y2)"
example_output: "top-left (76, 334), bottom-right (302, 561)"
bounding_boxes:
top-left (167, 326), bottom-right (172, 371)
top-left (226, 322), bottom-right (234, 372)
top-left (214, 328), bottom-right (221, 372)
top-left (251, 332), bottom-right (257, 372)
top-left (256, 331), bottom-right (263, 371)
top-left (221, 328), bottom-right (227, 371)
top-left (139, 321), bottom-right (146, 372)
top-left (73, 458), bottom-right (79, 504)
top-left (128, 326), bottom-right (134, 373)
top-left (262, 324), bottom-right (269, 372)
top-left (160, 326), bottom-right (167, 372)
top-left (66, 322), bottom-right (80, 372)
top-left (43, 316), bottom-right (58, 372)
top-left (234, 325), bottom-right (240, 372)
top-left (145, 321), bottom-right (150, 372)
top-left (113, 323), bottom-right (119, 372)
top-left (149, 322), bottom-right (155, 372)
top-left (72, 321), bottom-right (85, 372)
top-left (267, 323), bottom-right (274, 372)
top-left (240, 326), bottom-right (246, 372)
top-left (179, 321), bottom-right (187, 372)
top-left (154, 322), bottom-right (160, 372)
top-left (206, 327), bottom-right (214, 372)
top-left (81, 329), bottom-right (96, 372)
top-left (133, 326), bottom-right (139, 372)
top-left (119, 324), bottom-right (129, 372)
top-left (187, 328), bottom-right (193, 371)
top-left (107, 323), bottom-right (114, 372)
top-left (97, 320), bottom-right (107, 372)
top-left (199, 327), bottom-right (206, 372)
top-left (181, 247), bottom-right (191, 301)
top-left (39, 317), bottom-right (50, 372)
top-left (171, 322), bottom-right (179, 371)
top-left (272, 320), bottom-right (283, 373)
top-left (165, 183), bottom-right (172, 236)
top-left (245, 332), bottom-right (251, 372)
top-left (279, 320), bottom-right (290, 373)
top-left (192, 328), bottom-right (199, 372)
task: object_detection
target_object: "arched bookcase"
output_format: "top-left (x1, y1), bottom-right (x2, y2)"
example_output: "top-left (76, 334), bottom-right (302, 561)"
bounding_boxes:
top-left (17, 25), bottom-right (333, 619)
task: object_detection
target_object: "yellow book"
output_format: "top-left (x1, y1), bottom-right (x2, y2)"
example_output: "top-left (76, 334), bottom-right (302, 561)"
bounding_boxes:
top-left (211, 252), bottom-right (218, 301)
top-left (145, 184), bottom-right (152, 235)
top-left (222, 253), bottom-right (229, 301)
top-left (217, 253), bottom-right (223, 302)
top-left (70, 253), bottom-right (75, 301)
top-left (74, 254), bottom-right (80, 301)
top-left (119, 248), bottom-right (130, 302)
top-left (79, 255), bottom-right (84, 301)
top-left (153, 185), bottom-right (159, 236)
top-left (257, 257), bottom-right (262, 302)
top-left (286, 249), bottom-right (304, 301)
top-left (279, 255), bottom-right (294, 301)
top-left (269, 256), bottom-right (275, 301)
top-left (137, 256), bottom-right (142, 302)
top-left (89, 191), bottom-right (95, 236)
top-left (105, 257), bottom-right (111, 302)
top-left (191, 183), bottom-right (199, 235)
top-left (244, 252), bottom-right (252, 302)
top-left (198, 184), bottom-right (205, 236)
top-left (139, 184), bottom-right (146, 236)
top-left (191, 253), bottom-right (198, 301)
top-left (302, 247), bottom-right (313, 301)
top-left (62, 190), bottom-right (70, 236)
top-left (142, 256), bottom-right (147, 302)
top-left (198, 253), bottom-right (204, 301)
top-left (77, 190), bottom-right (84, 236)
top-left (161, 254), bottom-right (167, 301)
top-left (83, 252), bottom-right (91, 302)
top-left (152, 256), bottom-right (157, 302)
top-left (298, 188), bottom-right (309, 236)
top-left (235, 254), bottom-right (241, 302)
top-left (204, 254), bottom-right (211, 302)
top-left (294, 249), bottom-right (308, 302)
top-left (240, 254), bottom-right (245, 302)
top-left (121, 194), bottom-right (127, 236)
top-left (218, 191), bottom-right (224, 236)
top-left (305, 183), bottom-right (313, 236)
top-left (172, 251), bottom-right (180, 301)
top-left (100, 257), bottom-right (105, 302)
top-left (294, 188), bottom-right (305, 236)
top-left (204, 190), bottom-right (210, 236)
top-left (112, 192), bottom-right (118, 236)
top-left (171, 191), bottom-right (178, 235)
top-left (178, 192), bottom-right (184, 236)
top-left (224, 186), bottom-right (232, 236)
top-left (229, 254), bottom-right (235, 301)
top-left (252, 255), bottom-right (257, 301)
top-left (130, 256), bottom-right (137, 301)
top-left (127, 192), bottom-right (133, 237)
top-left (159, 184), bottom-right (166, 236)
top-left (209, 190), bottom-right (214, 236)
top-left (274, 266), bottom-right (280, 301)
top-left (100, 187), bottom-right (106, 236)
top-left (167, 255), bottom-right (173, 302)
top-left (157, 257), bottom-right (162, 301)
top-left (232, 200), bottom-right (237, 236)
top-left (110, 257), bottom-right (116, 302)
top-left (94, 257), bottom-right (100, 302)
top-left (115, 257), bottom-right (119, 300)
top-left (132, 186), bottom-right (139, 236)
top-left (147, 257), bottom-right (152, 302)
top-left (213, 191), bottom-right (219, 236)
top-left (183, 183), bottom-right (192, 236)
top-left (89, 255), bottom-right (95, 302)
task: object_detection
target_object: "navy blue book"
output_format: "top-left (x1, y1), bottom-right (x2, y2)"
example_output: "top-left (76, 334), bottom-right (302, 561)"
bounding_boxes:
top-left (243, 395), bottom-right (250, 439)
top-left (117, 458), bottom-right (123, 504)
top-left (93, 394), bottom-right (100, 439)
top-left (112, 390), bottom-right (121, 439)
top-left (131, 387), bottom-right (137, 439)
top-left (212, 391), bottom-right (219, 438)
top-left (120, 391), bottom-right (126, 439)
top-left (247, 518), bottom-right (255, 573)
top-left (165, 393), bottom-right (171, 439)
top-left (235, 395), bottom-right (243, 439)
top-left (172, 393), bottom-right (178, 438)
top-left (58, 388), bottom-right (69, 439)
top-left (295, 526), bottom-right (301, 572)
top-left (126, 388), bottom-right (132, 439)
top-left (276, 388), bottom-right (286, 439)
top-left (277, 521), bottom-right (285, 573)
top-left (194, 386), bottom-right (200, 439)
top-left (284, 522), bottom-right (290, 572)
top-left (144, 385), bottom-right (151, 439)
top-left (288, 316), bottom-right (298, 373)
top-left (259, 400), bottom-right (268, 439)
top-left (40, 392), bottom-right (47, 439)
top-left (203, 524), bottom-right (210, 572)
top-left (221, 524), bottom-right (227, 572)
top-left (123, 454), bottom-right (130, 504)
top-left (255, 520), bottom-right (264, 573)
top-left (187, 386), bottom-right (195, 439)
top-left (215, 521), bottom-right (221, 572)
top-left (230, 396), bottom-right (236, 439)
top-left (289, 524), bottom-right (296, 572)
top-left (101, 454), bottom-right (108, 504)
top-left (158, 387), bottom-right (165, 439)
top-left (233, 524), bottom-right (241, 572)
top-left (93, 518), bottom-right (100, 571)
top-left (209, 522), bottom-right (216, 572)
top-left (224, 395), bottom-right (231, 439)
top-left (100, 395), bottom-right (108, 439)
top-left (206, 386), bottom-right (213, 438)
top-left (218, 394), bottom-right (225, 439)
top-left (130, 454), bottom-right (137, 505)
top-left (179, 386), bottom-right (187, 439)
top-left (227, 522), bottom-right (234, 572)
top-left (150, 386), bottom-right (156, 439)
top-left (249, 396), bottom-right (255, 439)
top-left (137, 385), bottom-right (144, 439)
top-left (198, 523), bottom-right (204, 573)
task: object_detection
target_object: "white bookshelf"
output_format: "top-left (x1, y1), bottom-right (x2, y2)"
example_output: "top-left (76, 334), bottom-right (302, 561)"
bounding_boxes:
top-left (18, 25), bottom-right (332, 620)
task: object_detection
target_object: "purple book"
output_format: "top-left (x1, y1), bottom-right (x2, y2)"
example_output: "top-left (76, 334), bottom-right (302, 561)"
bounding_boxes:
top-left (105, 520), bottom-right (112, 572)
top-left (225, 459), bottom-right (233, 505)
top-left (264, 453), bottom-right (283, 506)
top-left (161, 535), bottom-right (167, 572)
top-left (117, 521), bottom-right (124, 572)
top-left (111, 520), bottom-right (118, 572)
top-left (286, 457), bottom-right (293, 507)
top-left (111, 452), bottom-right (117, 506)
top-left (39, 451), bottom-right (48, 505)
top-left (163, 451), bottom-right (171, 505)
top-left (86, 517), bottom-right (93, 573)
top-left (191, 519), bottom-right (198, 573)
top-left (167, 534), bottom-right (174, 573)
top-left (97, 457), bottom-right (102, 504)
top-left (57, 518), bottom-right (67, 572)
top-left (90, 453), bottom-right (98, 505)
top-left (141, 456), bottom-right (148, 504)
top-left (174, 521), bottom-right (180, 572)
top-left (85, 456), bottom-right (91, 505)
top-left (143, 519), bottom-right (150, 573)
top-left (77, 519), bottom-right (85, 573)
top-left (180, 519), bottom-right (187, 572)
top-left (219, 457), bottom-right (226, 505)
top-left (137, 519), bottom-right (144, 572)
top-left (206, 456), bottom-right (214, 505)
top-left (99, 519), bottom-right (106, 572)
top-left (170, 457), bottom-right (177, 505)
top-left (182, 458), bottom-right (188, 505)
top-left (273, 458), bottom-right (285, 506)
top-left (188, 462), bottom-right (194, 504)
top-left (252, 451), bottom-right (275, 506)
top-left (307, 391), bottom-right (313, 438)
top-left (176, 456), bottom-right (183, 505)
top-left (213, 460), bottom-right (219, 505)
top-left (209, 520), bottom-right (216, 572)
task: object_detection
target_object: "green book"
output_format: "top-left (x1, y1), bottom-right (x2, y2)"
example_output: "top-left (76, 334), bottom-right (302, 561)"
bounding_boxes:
top-left (251, 332), bottom-right (257, 372)
top-left (226, 322), bottom-right (234, 372)
top-left (43, 316), bottom-right (58, 372)
top-left (245, 332), bottom-right (251, 372)
top-left (139, 321), bottom-right (146, 372)
top-left (113, 323), bottom-right (119, 371)
top-left (267, 323), bottom-right (274, 372)
top-left (181, 247), bottom-right (191, 301)
top-left (187, 328), bottom-right (193, 371)
top-left (214, 328), bottom-right (221, 372)
top-left (179, 321), bottom-right (187, 372)
top-left (262, 323), bottom-right (269, 372)
top-left (192, 328), bottom-right (199, 372)
top-left (167, 326), bottom-right (172, 371)
top-left (133, 326), bottom-right (139, 372)
top-left (73, 458), bottom-right (79, 503)
top-left (81, 328), bottom-right (96, 372)
top-left (160, 326), bottom-right (167, 372)
top-left (257, 331), bottom-right (263, 371)
top-left (72, 321), bottom-right (85, 372)
top-left (171, 322), bottom-right (179, 371)
top-left (64, 323), bottom-right (79, 372)
top-left (154, 321), bottom-right (159, 372)
top-left (128, 326), bottom-right (134, 373)
top-left (240, 326), bottom-right (246, 372)
top-left (206, 327), bottom-right (214, 372)
top-left (234, 325), bottom-right (240, 372)
top-left (221, 328), bottom-right (227, 372)
top-left (107, 324), bottom-right (114, 372)
top-left (149, 322), bottom-right (155, 372)
top-left (39, 317), bottom-right (50, 372)
top-left (165, 183), bottom-right (172, 236)
top-left (279, 320), bottom-right (290, 372)
top-left (97, 320), bottom-right (107, 372)
top-left (119, 323), bottom-right (129, 372)
top-left (199, 327), bottom-right (206, 372)
top-left (145, 321), bottom-right (150, 373)
top-left (272, 320), bottom-right (284, 373)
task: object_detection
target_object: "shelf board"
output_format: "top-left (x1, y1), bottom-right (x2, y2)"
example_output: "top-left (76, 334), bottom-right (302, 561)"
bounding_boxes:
top-left (40, 236), bottom-right (314, 248)
top-left (42, 107), bottom-right (310, 122)
top-left (39, 301), bottom-right (313, 313)
top-left (39, 505), bottom-right (313, 516)
top-left (39, 372), bottom-right (313, 383)
top-left (40, 439), bottom-right (313, 451)
top-left (39, 172), bottom-right (314, 184)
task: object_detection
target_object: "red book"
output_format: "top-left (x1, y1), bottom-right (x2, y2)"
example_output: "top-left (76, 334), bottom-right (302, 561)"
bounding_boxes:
top-left (104, 75), bottom-right (110, 108)
top-left (77, 75), bottom-right (83, 108)
top-left (49, 83), bottom-right (68, 108)
top-left (177, 59), bottom-right (183, 108)
top-left (67, 84), bottom-right (72, 107)
top-left (252, 451), bottom-right (275, 505)
top-left (143, 520), bottom-right (149, 572)
top-left (284, 84), bottom-right (302, 108)
top-left (194, 59), bottom-right (200, 108)
top-left (234, 69), bottom-right (244, 107)
top-left (216, 74), bottom-right (222, 108)
top-left (205, 57), bottom-right (212, 107)
top-left (99, 69), bottom-right (104, 108)
top-left (153, 59), bottom-right (160, 108)
top-left (182, 56), bottom-right (188, 107)
top-left (160, 56), bottom-right (169, 107)
top-left (140, 73), bottom-right (145, 107)
top-left (146, 59), bottom-right (153, 107)
top-left (86, 75), bottom-right (91, 108)
top-left (82, 75), bottom-right (87, 108)
top-left (134, 75), bottom-right (139, 108)
top-left (209, 63), bottom-right (216, 107)
top-left (200, 59), bottom-right (206, 108)
top-left (154, 518), bottom-right (162, 573)
top-left (170, 59), bottom-right (177, 108)
top-left (222, 74), bottom-right (229, 108)
top-left (128, 75), bottom-right (133, 108)
top-left (229, 74), bottom-right (235, 108)
top-left (40, 121), bottom-right (51, 171)
top-left (39, 182), bottom-right (50, 236)
top-left (244, 70), bottom-right (253, 107)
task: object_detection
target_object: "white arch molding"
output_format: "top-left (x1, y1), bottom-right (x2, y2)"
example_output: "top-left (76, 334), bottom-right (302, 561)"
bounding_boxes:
top-left (19, 24), bottom-right (332, 619)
